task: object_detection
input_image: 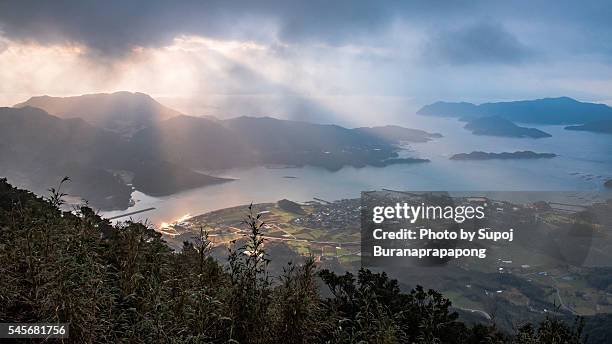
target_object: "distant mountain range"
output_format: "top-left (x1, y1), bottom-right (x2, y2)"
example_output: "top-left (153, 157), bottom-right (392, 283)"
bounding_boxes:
top-left (2, 92), bottom-right (438, 210)
top-left (134, 115), bottom-right (438, 171)
top-left (464, 116), bottom-right (551, 138)
top-left (418, 97), bottom-right (612, 125)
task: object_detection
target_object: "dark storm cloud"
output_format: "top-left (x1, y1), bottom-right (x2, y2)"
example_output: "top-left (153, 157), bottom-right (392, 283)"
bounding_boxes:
top-left (425, 21), bottom-right (532, 65)
top-left (0, 0), bottom-right (476, 56)
top-left (0, 0), bottom-right (611, 62)
top-left (0, 1), bottom-right (233, 57)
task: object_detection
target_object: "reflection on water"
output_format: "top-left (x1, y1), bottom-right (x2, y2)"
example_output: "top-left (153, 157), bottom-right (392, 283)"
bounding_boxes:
top-left (101, 115), bottom-right (612, 227)
top-left (160, 213), bottom-right (192, 232)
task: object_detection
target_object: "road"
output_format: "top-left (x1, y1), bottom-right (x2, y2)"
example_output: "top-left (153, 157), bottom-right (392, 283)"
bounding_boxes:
top-left (107, 207), bottom-right (156, 220)
top-left (455, 307), bottom-right (492, 320)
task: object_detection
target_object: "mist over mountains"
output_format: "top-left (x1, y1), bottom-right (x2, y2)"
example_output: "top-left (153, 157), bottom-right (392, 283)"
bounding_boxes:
top-left (6, 92), bottom-right (610, 211)
top-left (1, 92), bottom-right (438, 210)
top-left (16, 92), bottom-right (181, 137)
top-left (0, 106), bottom-right (132, 209)
top-left (0, 105), bottom-right (229, 209)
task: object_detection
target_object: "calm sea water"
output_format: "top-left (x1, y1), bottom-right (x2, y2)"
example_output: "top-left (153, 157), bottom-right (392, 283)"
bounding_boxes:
top-left (101, 115), bottom-right (612, 226)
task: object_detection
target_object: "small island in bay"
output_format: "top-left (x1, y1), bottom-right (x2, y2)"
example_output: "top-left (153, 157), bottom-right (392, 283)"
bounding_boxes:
top-left (450, 151), bottom-right (557, 160)
top-left (565, 120), bottom-right (612, 134)
top-left (355, 125), bottom-right (442, 143)
top-left (372, 157), bottom-right (430, 166)
top-left (464, 116), bottom-right (552, 138)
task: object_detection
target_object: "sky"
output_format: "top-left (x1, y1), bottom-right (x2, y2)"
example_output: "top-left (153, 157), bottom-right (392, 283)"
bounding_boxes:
top-left (1, 0), bottom-right (612, 126)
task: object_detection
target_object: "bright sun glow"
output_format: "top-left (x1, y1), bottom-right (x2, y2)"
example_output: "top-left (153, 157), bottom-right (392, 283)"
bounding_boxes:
top-left (159, 213), bottom-right (193, 235)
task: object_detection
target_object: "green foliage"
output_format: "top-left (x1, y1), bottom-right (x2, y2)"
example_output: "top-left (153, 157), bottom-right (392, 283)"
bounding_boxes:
top-left (272, 258), bottom-right (322, 344)
top-left (318, 269), bottom-right (506, 343)
top-left (226, 204), bottom-right (273, 343)
top-left (514, 317), bottom-right (584, 344)
top-left (0, 179), bottom-right (588, 343)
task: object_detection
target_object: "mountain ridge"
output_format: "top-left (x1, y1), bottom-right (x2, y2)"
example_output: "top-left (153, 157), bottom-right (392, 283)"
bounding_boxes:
top-left (15, 91), bottom-right (182, 136)
top-left (464, 116), bottom-right (551, 138)
top-left (418, 97), bottom-right (612, 124)
top-left (0, 106), bottom-right (231, 209)
top-left (1, 93), bottom-right (437, 209)
top-left (565, 120), bottom-right (612, 134)
top-left (132, 114), bottom-right (435, 171)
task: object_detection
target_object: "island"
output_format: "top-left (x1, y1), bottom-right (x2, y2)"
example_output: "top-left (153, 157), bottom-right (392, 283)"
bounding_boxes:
top-left (565, 120), bottom-right (612, 135)
top-left (464, 116), bottom-right (551, 138)
top-left (450, 151), bottom-right (557, 160)
top-left (417, 96), bottom-right (612, 125)
top-left (354, 125), bottom-right (442, 143)
top-left (370, 158), bottom-right (430, 167)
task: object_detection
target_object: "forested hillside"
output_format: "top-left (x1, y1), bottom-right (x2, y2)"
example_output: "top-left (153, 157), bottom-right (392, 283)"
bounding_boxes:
top-left (0, 179), bottom-right (586, 343)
